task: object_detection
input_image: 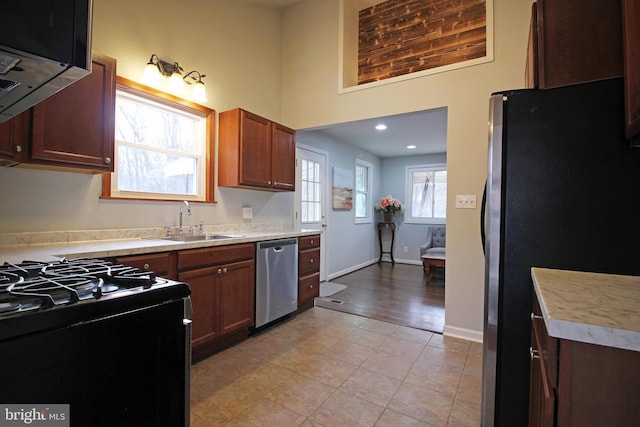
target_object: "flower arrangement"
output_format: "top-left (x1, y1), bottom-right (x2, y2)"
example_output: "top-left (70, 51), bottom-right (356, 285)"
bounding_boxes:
top-left (375, 195), bottom-right (403, 214)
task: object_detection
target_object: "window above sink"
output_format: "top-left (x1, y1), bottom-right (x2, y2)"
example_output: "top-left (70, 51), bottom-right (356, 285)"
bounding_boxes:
top-left (102, 77), bottom-right (216, 203)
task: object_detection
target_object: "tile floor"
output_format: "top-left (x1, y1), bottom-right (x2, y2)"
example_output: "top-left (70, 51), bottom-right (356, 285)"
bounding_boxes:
top-left (191, 307), bottom-right (482, 426)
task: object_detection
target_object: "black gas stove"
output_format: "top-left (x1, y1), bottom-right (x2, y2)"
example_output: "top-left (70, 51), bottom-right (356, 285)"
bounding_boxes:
top-left (0, 257), bottom-right (192, 427)
top-left (0, 257), bottom-right (191, 339)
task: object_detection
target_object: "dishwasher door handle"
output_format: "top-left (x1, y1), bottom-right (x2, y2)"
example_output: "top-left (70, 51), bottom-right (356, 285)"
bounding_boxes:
top-left (273, 246), bottom-right (284, 253)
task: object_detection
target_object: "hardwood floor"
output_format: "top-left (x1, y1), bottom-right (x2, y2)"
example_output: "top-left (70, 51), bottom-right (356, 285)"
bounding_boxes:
top-left (315, 262), bottom-right (445, 333)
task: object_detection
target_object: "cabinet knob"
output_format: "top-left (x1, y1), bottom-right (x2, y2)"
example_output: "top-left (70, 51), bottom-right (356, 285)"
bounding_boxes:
top-left (104, 157), bottom-right (111, 164)
top-left (310, 284), bottom-right (313, 289)
top-left (143, 263), bottom-right (150, 270)
top-left (217, 268), bottom-right (222, 274)
top-left (15, 145), bottom-right (22, 153)
top-left (310, 258), bottom-right (314, 263)
top-left (531, 313), bottom-right (543, 320)
top-left (310, 240), bottom-right (314, 244)
top-left (223, 267), bottom-right (228, 273)
top-left (530, 347), bottom-right (540, 360)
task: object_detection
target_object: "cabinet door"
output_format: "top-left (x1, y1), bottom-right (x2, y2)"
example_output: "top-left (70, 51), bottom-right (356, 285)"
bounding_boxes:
top-left (623, 0), bottom-right (640, 142)
top-left (0, 111), bottom-right (29, 164)
top-left (240, 110), bottom-right (271, 188)
top-left (271, 122), bottom-right (295, 191)
top-left (536, 0), bottom-right (623, 89)
top-left (30, 53), bottom-right (116, 171)
top-left (179, 266), bottom-right (220, 348)
top-left (219, 259), bottom-right (255, 335)
top-left (529, 328), bottom-right (556, 426)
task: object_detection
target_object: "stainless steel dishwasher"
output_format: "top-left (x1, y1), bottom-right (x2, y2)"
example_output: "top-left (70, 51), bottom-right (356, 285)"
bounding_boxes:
top-left (255, 238), bottom-right (298, 328)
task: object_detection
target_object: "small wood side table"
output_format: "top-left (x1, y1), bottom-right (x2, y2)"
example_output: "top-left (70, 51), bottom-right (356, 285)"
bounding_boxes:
top-left (377, 222), bottom-right (396, 265)
top-left (421, 253), bottom-right (446, 282)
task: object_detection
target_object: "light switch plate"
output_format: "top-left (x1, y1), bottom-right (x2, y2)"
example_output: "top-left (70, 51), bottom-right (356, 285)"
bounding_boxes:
top-left (455, 194), bottom-right (476, 209)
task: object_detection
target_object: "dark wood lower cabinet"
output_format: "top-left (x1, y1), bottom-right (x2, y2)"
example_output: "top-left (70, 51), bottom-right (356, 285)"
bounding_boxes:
top-left (530, 291), bottom-right (640, 426)
top-left (297, 235), bottom-right (321, 312)
top-left (178, 243), bottom-right (255, 362)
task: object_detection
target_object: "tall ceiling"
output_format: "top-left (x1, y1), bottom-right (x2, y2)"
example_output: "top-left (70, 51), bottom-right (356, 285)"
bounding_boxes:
top-left (237, 0), bottom-right (449, 158)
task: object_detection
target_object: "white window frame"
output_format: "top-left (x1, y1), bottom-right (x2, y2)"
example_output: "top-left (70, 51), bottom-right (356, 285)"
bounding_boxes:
top-left (354, 159), bottom-right (373, 224)
top-left (404, 163), bottom-right (447, 224)
top-left (102, 77), bottom-right (215, 203)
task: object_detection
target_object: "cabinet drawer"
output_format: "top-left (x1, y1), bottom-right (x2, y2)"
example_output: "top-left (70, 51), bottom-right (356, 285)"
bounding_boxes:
top-left (178, 243), bottom-right (255, 271)
top-left (298, 235), bottom-right (320, 250)
top-left (299, 248), bottom-right (320, 276)
top-left (116, 252), bottom-right (177, 280)
top-left (299, 272), bottom-right (320, 302)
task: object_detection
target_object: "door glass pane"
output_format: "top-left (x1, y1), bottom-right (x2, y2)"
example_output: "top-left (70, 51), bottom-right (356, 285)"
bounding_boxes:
top-left (301, 158), bottom-right (321, 223)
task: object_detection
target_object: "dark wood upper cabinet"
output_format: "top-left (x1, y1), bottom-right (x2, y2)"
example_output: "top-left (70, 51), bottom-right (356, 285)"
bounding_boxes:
top-left (622, 0), bottom-right (640, 143)
top-left (271, 121), bottom-right (296, 191)
top-left (527, 0), bottom-right (640, 143)
top-left (0, 110), bottom-right (29, 165)
top-left (218, 108), bottom-right (296, 192)
top-left (529, 0), bottom-right (623, 89)
top-left (30, 53), bottom-right (116, 172)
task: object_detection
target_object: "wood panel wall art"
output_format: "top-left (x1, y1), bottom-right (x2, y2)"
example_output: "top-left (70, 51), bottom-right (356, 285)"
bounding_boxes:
top-left (358, 0), bottom-right (487, 84)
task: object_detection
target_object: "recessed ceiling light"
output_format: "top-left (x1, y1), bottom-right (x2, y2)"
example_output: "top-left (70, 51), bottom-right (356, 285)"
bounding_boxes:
top-left (375, 124), bottom-right (387, 131)
top-left (407, 145), bottom-right (417, 150)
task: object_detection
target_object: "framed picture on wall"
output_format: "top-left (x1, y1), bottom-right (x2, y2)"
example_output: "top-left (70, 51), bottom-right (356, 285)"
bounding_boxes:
top-left (332, 166), bottom-right (353, 210)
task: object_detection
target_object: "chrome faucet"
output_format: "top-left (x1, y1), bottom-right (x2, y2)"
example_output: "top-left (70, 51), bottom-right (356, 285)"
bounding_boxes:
top-left (179, 201), bottom-right (191, 234)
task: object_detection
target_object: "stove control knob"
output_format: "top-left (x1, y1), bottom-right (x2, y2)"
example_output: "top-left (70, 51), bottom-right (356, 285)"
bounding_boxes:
top-left (105, 157), bottom-right (111, 164)
top-left (15, 145), bottom-right (23, 153)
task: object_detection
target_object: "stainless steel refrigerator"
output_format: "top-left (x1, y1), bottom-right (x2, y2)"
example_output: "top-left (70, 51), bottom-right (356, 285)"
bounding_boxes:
top-left (481, 77), bottom-right (640, 426)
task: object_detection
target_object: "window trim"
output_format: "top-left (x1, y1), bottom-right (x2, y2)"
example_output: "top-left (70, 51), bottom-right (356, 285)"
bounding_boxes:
top-left (101, 76), bottom-right (216, 203)
top-left (404, 163), bottom-right (447, 224)
top-left (354, 159), bottom-right (373, 224)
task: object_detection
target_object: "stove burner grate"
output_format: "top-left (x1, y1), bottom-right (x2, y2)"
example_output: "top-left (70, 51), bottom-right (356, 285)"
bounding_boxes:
top-left (0, 258), bottom-right (161, 315)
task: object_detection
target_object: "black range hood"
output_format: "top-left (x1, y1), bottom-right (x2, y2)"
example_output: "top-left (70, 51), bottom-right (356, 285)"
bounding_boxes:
top-left (0, 0), bottom-right (93, 123)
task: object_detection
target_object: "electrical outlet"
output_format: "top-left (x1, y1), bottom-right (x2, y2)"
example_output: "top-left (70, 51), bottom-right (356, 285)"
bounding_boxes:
top-left (403, 246), bottom-right (408, 253)
top-left (455, 194), bottom-right (477, 209)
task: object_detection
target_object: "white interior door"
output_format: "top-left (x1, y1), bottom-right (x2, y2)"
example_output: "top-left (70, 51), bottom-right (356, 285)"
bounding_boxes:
top-left (295, 145), bottom-right (328, 282)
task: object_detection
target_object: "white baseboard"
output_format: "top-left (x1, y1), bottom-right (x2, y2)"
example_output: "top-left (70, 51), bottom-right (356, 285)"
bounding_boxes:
top-left (328, 258), bottom-right (424, 281)
top-left (328, 259), bottom-right (378, 280)
top-left (443, 325), bottom-right (483, 343)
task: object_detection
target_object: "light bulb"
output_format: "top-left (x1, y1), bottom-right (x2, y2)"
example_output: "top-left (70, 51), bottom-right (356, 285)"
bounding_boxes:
top-left (143, 63), bottom-right (161, 87)
top-left (191, 81), bottom-right (207, 103)
top-left (168, 71), bottom-right (185, 95)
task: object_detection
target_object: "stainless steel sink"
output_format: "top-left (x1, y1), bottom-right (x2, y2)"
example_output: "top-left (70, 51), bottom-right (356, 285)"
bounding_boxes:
top-left (155, 234), bottom-right (242, 242)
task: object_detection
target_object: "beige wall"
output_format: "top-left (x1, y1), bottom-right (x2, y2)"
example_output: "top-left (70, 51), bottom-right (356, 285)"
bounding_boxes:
top-left (281, 0), bottom-right (532, 340)
top-left (0, 0), bottom-right (294, 233)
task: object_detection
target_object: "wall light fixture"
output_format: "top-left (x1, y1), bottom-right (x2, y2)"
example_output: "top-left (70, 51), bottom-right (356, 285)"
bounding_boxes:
top-left (143, 54), bottom-right (207, 103)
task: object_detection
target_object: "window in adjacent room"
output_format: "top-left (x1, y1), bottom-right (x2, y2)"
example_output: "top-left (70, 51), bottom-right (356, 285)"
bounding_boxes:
top-left (355, 159), bottom-right (372, 223)
top-left (405, 164), bottom-right (447, 224)
top-left (102, 77), bottom-right (215, 202)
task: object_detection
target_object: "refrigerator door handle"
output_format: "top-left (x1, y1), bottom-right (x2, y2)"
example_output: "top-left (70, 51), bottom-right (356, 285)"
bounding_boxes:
top-left (481, 181), bottom-right (487, 254)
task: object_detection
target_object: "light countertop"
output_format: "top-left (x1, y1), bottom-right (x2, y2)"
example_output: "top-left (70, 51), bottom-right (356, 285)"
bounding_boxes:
top-left (531, 267), bottom-right (640, 352)
top-left (0, 228), bottom-right (321, 264)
